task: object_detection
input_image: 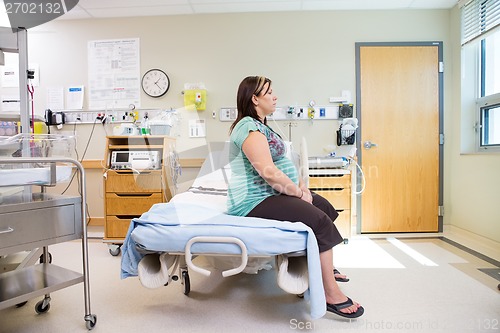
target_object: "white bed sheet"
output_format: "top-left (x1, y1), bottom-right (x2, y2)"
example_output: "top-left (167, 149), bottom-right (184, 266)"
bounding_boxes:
top-left (172, 163), bottom-right (230, 213)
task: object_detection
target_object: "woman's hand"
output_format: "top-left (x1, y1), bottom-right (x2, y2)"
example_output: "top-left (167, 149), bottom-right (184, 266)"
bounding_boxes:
top-left (300, 186), bottom-right (313, 204)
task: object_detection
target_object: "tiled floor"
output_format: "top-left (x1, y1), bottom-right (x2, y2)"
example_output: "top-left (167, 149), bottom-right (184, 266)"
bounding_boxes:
top-left (1, 231), bottom-right (499, 333)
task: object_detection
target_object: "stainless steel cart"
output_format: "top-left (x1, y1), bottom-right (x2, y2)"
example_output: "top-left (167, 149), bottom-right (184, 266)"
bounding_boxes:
top-left (0, 157), bottom-right (97, 330)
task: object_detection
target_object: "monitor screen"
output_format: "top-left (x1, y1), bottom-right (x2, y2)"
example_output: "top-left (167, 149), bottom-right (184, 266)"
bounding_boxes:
top-left (115, 151), bottom-right (129, 162)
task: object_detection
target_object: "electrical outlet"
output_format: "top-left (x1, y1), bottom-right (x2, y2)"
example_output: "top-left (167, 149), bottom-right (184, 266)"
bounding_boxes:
top-left (220, 108), bottom-right (237, 121)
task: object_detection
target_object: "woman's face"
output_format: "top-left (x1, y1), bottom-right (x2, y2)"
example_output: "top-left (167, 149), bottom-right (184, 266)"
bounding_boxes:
top-left (253, 82), bottom-right (277, 121)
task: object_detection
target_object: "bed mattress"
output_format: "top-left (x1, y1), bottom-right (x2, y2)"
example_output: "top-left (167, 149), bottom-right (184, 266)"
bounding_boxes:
top-left (128, 201), bottom-right (308, 255)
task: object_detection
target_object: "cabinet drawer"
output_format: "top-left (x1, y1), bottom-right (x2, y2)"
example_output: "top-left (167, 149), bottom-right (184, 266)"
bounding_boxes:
top-left (313, 189), bottom-right (351, 210)
top-left (309, 175), bottom-right (351, 189)
top-left (0, 204), bottom-right (79, 252)
top-left (106, 193), bottom-right (163, 215)
top-left (106, 171), bottom-right (162, 193)
top-left (105, 216), bottom-right (134, 239)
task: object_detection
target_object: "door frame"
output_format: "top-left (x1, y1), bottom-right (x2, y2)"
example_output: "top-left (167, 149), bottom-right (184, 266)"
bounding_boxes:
top-left (354, 41), bottom-right (444, 233)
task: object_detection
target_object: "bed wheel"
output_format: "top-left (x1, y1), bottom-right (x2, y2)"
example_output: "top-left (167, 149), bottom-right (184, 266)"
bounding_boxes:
top-left (343, 238), bottom-right (349, 245)
top-left (182, 271), bottom-right (190, 295)
top-left (108, 245), bottom-right (121, 256)
top-left (35, 298), bottom-right (50, 314)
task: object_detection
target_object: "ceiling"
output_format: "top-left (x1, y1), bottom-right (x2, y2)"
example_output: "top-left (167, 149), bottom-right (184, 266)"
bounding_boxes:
top-left (1, 0), bottom-right (460, 22)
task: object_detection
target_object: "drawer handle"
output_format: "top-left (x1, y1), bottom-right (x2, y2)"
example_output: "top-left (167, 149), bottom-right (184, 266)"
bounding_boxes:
top-left (113, 170), bottom-right (135, 174)
top-left (114, 215), bottom-right (140, 220)
top-left (114, 193), bottom-right (154, 197)
top-left (114, 170), bottom-right (152, 175)
top-left (0, 227), bottom-right (14, 234)
top-left (310, 175), bottom-right (345, 178)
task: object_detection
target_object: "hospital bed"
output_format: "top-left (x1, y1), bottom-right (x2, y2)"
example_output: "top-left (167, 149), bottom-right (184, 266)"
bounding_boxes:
top-left (0, 134), bottom-right (97, 330)
top-left (120, 143), bottom-right (328, 319)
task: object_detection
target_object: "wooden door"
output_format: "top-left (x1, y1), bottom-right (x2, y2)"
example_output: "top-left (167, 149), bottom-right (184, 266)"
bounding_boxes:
top-left (357, 44), bottom-right (441, 233)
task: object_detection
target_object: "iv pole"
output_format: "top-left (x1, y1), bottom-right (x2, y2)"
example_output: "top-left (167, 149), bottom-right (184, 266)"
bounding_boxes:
top-left (0, 27), bottom-right (30, 134)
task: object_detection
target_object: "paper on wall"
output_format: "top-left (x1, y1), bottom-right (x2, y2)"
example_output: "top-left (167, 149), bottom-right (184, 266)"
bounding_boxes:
top-left (1, 63), bottom-right (18, 87)
top-left (66, 85), bottom-right (84, 109)
top-left (87, 38), bottom-right (140, 110)
top-left (47, 87), bottom-right (64, 110)
top-left (0, 62), bottom-right (39, 87)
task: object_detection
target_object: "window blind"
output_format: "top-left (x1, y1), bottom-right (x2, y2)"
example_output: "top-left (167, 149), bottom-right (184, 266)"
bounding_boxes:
top-left (461, 0), bottom-right (500, 45)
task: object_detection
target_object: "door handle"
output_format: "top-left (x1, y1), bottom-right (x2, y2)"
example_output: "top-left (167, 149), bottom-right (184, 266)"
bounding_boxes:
top-left (363, 141), bottom-right (378, 149)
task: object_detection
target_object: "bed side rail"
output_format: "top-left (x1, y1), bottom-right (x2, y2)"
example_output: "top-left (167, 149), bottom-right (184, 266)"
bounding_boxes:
top-left (184, 236), bottom-right (248, 277)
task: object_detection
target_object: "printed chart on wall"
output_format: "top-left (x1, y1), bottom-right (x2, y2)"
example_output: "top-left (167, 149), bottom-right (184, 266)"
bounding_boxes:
top-left (88, 38), bottom-right (141, 110)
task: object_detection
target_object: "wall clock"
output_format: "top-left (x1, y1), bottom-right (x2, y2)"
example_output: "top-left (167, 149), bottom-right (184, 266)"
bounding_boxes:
top-left (141, 69), bottom-right (170, 98)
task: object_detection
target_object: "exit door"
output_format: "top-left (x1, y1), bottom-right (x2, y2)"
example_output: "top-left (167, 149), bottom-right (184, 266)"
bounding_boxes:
top-left (356, 42), bottom-right (443, 233)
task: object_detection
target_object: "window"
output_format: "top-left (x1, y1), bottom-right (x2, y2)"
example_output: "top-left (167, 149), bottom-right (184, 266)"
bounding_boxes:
top-left (481, 31), bottom-right (500, 97)
top-left (478, 25), bottom-right (500, 150)
top-left (478, 96), bottom-right (500, 148)
top-left (461, 0), bottom-right (500, 153)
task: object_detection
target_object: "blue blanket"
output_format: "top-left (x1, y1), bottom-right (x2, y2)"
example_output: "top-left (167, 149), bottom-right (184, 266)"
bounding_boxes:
top-left (121, 201), bottom-right (326, 319)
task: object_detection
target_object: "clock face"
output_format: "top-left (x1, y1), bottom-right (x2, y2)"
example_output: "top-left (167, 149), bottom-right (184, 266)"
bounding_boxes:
top-left (141, 69), bottom-right (170, 97)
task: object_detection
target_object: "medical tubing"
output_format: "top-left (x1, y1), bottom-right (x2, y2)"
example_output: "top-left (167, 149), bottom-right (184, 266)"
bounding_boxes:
top-left (350, 157), bottom-right (366, 195)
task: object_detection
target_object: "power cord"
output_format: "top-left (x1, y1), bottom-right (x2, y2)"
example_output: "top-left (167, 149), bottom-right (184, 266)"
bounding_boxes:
top-left (60, 117), bottom-right (98, 195)
top-left (348, 156), bottom-right (366, 195)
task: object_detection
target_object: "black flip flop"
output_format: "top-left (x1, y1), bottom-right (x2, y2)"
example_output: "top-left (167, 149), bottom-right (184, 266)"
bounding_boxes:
top-left (327, 297), bottom-right (364, 319)
top-left (334, 268), bottom-right (349, 282)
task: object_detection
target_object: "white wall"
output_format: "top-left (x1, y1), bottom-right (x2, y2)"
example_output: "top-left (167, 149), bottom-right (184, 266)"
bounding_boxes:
top-left (444, 7), bottom-right (500, 243)
top-left (3, 8), bottom-right (498, 244)
top-left (4, 10), bottom-right (453, 156)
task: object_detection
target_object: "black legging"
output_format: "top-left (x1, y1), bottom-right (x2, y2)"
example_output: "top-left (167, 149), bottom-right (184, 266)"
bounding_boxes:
top-left (246, 192), bottom-right (344, 252)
